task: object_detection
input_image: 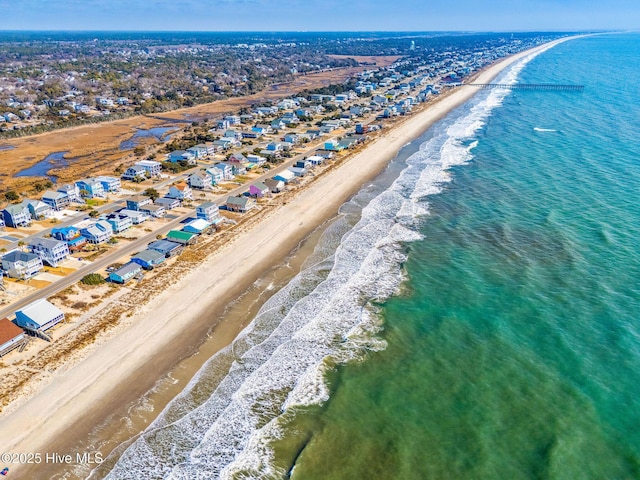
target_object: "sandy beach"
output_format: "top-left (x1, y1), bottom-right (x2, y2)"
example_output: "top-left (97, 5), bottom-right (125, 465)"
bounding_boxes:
top-left (0, 39), bottom-right (571, 479)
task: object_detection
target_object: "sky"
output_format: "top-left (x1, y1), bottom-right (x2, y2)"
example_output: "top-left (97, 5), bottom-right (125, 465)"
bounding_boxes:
top-left (0, 0), bottom-right (638, 32)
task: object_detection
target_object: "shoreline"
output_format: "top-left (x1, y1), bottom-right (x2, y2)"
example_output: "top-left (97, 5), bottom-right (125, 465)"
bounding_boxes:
top-left (0, 38), bottom-right (574, 479)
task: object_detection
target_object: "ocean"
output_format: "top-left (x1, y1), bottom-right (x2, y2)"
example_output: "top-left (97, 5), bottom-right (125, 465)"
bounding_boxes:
top-left (100, 34), bottom-right (640, 479)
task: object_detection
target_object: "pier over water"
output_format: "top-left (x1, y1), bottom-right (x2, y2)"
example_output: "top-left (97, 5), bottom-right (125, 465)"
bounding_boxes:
top-left (464, 83), bottom-right (585, 92)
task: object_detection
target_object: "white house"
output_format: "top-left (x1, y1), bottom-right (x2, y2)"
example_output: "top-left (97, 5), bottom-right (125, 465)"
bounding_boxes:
top-left (1, 250), bottom-right (43, 279)
top-left (136, 160), bottom-right (162, 177)
top-left (196, 201), bottom-right (221, 224)
top-left (188, 172), bottom-right (213, 190)
top-left (166, 183), bottom-right (193, 201)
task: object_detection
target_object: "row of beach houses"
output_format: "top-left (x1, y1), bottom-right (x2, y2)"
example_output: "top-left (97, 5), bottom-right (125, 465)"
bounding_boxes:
top-left (0, 65), bottom-right (430, 353)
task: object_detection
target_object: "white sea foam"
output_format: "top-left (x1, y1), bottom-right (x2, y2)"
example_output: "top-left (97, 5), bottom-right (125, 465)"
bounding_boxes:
top-left (103, 49), bottom-right (549, 480)
top-left (534, 127), bottom-right (558, 132)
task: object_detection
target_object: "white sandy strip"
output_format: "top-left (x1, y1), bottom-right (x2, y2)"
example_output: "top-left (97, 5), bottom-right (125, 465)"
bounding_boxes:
top-left (0, 38), bottom-right (573, 470)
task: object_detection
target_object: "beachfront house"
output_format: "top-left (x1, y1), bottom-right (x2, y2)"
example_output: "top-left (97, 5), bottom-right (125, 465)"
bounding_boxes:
top-left (188, 172), bottom-right (213, 190)
top-left (80, 220), bottom-right (113, 244)
top-left (166, 230), bottom-right (197, 245)
top-left (148, 239), bottom-right (183, 258)
top-left (273, 169), bottom-right (296, 184)
top-left (289, 166), bottom-right (307, 177)
top-left (131, 249), bottom-right (165, 270)
top-left (96, 176), bottom-right (122, 193)
top-left (182, 218), bottom-right (211, 234)
top-left (306, 155), bottom-right (325, 167)
top-left (1, 250), bottom-right (43, 279)
top-left (76, 178), bottom-right (105, 199)
top-left (109, 262), bottom-right (142, 284)
top-left (136, 160), bottom-right (162, 178)
top-left (0, 318), bottom-right (26, 357)
top-left (2, 204), bottom-right (31, 228)
top-left (51, 226), bottom-right (87, 251)
top-left (264, 178), bottom-right (285, 193)
top-left (15, 299), bottom-right (65, 332)
top-left (225, 196), bottom-right (256, 213)
top-left (41, 190), bottom-right (70, 211)
top-left (21, 199), bottom-right (52, 220)
top-left (196, 201), bottom-right (221, 224)
top-left (126, 196), bottom-right (152, 211)
top-left (166, 183), bottom-right (194, 201)
top-left (103, 213), bottom-right (133, 233)
top-left (28, 237), bottom-right (70, 267)
top-left (122, 165), bottom-right (147, 181)
top-left (248, 182), bottom-right (269, 198)
top-left (118, 209), bottom-right (149, 225)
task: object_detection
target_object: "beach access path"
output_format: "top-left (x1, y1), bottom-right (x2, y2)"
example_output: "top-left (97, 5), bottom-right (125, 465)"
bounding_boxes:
top-left (0, 38), bottom-right (575, 479)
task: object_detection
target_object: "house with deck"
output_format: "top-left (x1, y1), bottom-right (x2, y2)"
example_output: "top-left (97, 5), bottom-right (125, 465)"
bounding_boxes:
top-left (249, 182), bottom-right (269, 198)
top-left (28, 237), bottom-right (70, 267)
top-left (140, 204), bottom-right (166, 218)
top-left (103, 213), bottom-right (133, 233)
top-left (264, 178), bottom-right (285, 193)
top-left (131, 249), bottom-right (165, 270)
top-left (166, 230), bottom-right (198, 245)
top-left (148, 239), bottom-right (183, 258)
top-left (188, 172), bottom-right (213, 190)
top-left (57, 183), bottom-right (83, 203)
top-left (96, 176), bottom-right (122, 193)
top-left (80, 220), bottom-right (113, 244)
top-left (196, 201), bottom-right (221, 224)
top-left (136, 160), bottom-right (162, 177)
top-left (210, 163), bottom-right (234, 181)
top-left (121, 164), bottom-right (147, 181)
top-left (186, 145), bottom-right (209, 159)
top-left (273, 169), bottom-right (296, 184)
top-left (226, 196), bottom-right (256, 213)
top-left (126, 196), bottom-right (152, 211)
top-left (182, 218), bottom-right (211, 234)
top-left (205, 167), bottom-right (225, 185)
top-left (51, 226), bottom-right (87, 251)
top-left (119, 209), bottom-right (149, 225)
top-left (41, 190), bottom-right (70, 211)
top-left (15, 299), bottom-right (64, 332)
top-left (109, 262), bottom-right (142, 284)
top-left (167, 150), bottom-right (196, 165)
top-left (76, 178), bottom-right (105, 199)
top-left (21, 199), bottom-right (52, 220)
top-left (0, 318), bottom-right (26, 357)
top-left (246, 154), bottom-right (266, 166)
top-left (2, 204), bottom-right (31, 228)
top-left (167, 182), bottom-right (194, 201)
top-left (155, 197), bottom-right (181, 210)
top-left (2, 250), bottom-right (43, 279)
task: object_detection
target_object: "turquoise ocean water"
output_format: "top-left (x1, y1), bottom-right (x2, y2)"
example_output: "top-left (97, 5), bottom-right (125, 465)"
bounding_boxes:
top-left (103, 34), bottom-right (640, 479)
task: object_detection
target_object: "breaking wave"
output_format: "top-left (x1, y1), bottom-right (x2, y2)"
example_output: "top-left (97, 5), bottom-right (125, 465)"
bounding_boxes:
top-left (101, 50), bottom-right (544, 480)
